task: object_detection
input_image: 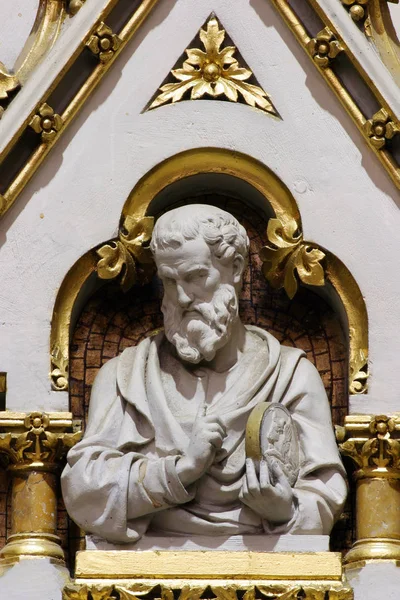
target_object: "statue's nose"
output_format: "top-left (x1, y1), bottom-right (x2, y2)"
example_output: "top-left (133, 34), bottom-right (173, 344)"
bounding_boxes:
top-left (176, 283), bottom-right (192, 308)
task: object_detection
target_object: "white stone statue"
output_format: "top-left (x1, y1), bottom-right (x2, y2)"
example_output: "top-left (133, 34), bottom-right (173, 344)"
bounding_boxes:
top-left (61, 204), bottom-right (347, 544)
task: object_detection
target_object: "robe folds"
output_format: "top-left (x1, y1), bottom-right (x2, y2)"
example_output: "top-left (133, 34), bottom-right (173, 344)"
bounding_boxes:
top-left (61, 326), bottom-right (347, 543)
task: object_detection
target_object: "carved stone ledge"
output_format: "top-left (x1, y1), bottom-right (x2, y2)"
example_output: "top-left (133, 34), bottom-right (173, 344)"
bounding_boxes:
top-left (0, 411), bottom-right (82, 567)
top-left (337, 413), bottom-right (400, 565)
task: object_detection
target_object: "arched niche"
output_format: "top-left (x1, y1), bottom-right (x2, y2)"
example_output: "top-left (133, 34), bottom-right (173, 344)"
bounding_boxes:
top-left (50, 148), bottom-right (368, 401)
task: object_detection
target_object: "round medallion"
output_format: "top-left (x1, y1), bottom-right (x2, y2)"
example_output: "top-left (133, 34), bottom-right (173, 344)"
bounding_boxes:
top-left (246, 402), bottom-right (300, 486)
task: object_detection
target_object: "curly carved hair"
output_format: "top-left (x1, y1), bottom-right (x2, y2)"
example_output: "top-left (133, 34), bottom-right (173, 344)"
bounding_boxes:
top-left (150, 204), bottom-right (249, 268)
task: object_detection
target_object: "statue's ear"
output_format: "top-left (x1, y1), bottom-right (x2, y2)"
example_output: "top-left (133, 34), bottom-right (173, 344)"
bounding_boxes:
top-left (232, 255), bottom-right (245, 285)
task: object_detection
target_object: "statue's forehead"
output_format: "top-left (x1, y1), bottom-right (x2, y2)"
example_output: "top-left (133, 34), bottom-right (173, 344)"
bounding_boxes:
top-left (155, 237), bottom-right (213, 271)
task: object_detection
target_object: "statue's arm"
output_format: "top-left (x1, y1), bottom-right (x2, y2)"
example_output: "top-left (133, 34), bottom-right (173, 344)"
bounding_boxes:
top-left (61, 356), bottom-right (194, 543)
top-left (274, 356), bottom-right (348, 535)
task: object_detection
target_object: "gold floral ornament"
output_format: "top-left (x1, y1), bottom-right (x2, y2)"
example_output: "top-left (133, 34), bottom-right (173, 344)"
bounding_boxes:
top-left (149, 16), bottom-right (277, 115)
top-left (307, 28), bottom-right (343, 68)
top-left (364, 108), bottom-right (400, 149)
top-left (29, 102), bottom-right (62, 142)
top-left (97, 215), bottom-right (155, 292)
top-left (260, 218), bottom-right (325, 299)
top-left (86, 22), bottom-right (121, 62)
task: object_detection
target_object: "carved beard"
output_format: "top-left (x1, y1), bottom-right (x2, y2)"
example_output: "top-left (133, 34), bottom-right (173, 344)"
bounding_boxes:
top-left (162, 284), bottom-right (239, 364)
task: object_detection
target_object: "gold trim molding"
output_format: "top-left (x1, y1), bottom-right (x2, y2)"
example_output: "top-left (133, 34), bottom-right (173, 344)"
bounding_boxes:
top-left (148, 14), bottom-right (277, 115)
top-left (337, 413), bottom-right (400, 565)
top-left (0, 411), bottom-right (82, 566)
top-left (339, 0), bottom-right (400, 88)
top-left (0, 0), bottom-right (85, 116)
top-left (50, 148), bottom-right (368, 396)
top-left (0, 0), bottom-right (161, 218)
top-left (269, 0), bottom-right (400, 189)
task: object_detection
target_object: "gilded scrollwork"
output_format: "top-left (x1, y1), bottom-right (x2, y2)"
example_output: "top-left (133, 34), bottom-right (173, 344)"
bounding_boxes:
top-left (364, 107), bottom-right (400, 149)
top-left (87, 22), bottom-right (121, 62)
top-left (307, 28), bottom-right (343, 68)
top-left (62, 583), bottom-right (353, 600)
top-left (50, 344), bottom-right (69, 391)
top-left (0, 411), bottom-right (81, 468)
top-left (148, 15), bottom-right (277, 115)
top-left (0, 62), bottom-right (20, 115)
top-left (349, 340), bottom-right (369, 395)
top-left (96, 215), bottom-right (155, 291)
top-left (260, 218), bottom-right (325, 299)
top-left (29, 102), bottom-right (63, 142)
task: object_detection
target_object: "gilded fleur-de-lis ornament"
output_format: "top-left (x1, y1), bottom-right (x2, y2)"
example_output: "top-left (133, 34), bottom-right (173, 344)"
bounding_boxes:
top-left (260, 218), bottom-right (326, 299)
top-left (147, 15), bottom-right (277, 116)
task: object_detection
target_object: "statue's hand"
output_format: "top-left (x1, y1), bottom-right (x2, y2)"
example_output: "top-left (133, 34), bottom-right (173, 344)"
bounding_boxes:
top-left (239, 458), bottom-right (294, 525)
top-left (176, 415), bottom-right (227, 487)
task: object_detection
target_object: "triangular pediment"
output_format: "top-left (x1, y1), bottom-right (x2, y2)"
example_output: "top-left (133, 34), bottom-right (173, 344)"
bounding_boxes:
top-left (146, 14), bottom-right (278, 116)
top-left (0, 0), bottom-right (399, 222)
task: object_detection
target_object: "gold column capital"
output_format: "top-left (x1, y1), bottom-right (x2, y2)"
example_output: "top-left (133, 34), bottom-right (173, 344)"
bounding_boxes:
top-left (0, 411), bottom-right (81, 472)
top-left (338, 413), bottom-right (400, 477)
top-left (337, 413), bottom-right (400, 566)
top-left (0, 411), bottom-right (82, 567)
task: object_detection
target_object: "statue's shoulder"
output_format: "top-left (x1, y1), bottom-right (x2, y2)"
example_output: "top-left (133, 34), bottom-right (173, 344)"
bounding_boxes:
top-left (245, 324), bottom-right (305, 364)
top-left (115, 331), bottom-right (164, 396)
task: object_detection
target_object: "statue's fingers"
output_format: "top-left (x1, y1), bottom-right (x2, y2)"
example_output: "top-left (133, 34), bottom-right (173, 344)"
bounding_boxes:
top-left (259, 459), bottom-right (271, 489)
top-left (246, 458), bottom-right (260, 494)
top-left (208, 431), bottom-right (224, 449)
top-left (213, 416), bottom-right (227, 436)
top-left (205, 423), bottom-right (226, 438)
top-left (240, 473), bottom-right (249, 500)
top-left (271, 459), bottom-right (289, 487)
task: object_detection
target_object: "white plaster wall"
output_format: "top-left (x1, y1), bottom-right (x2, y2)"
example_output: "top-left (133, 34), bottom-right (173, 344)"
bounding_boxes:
top-left (388, 2), bottom-right (400, 40)
top-left (0, 1), bottom-right (39, 70)
top-left (0, 0), bottom-right (400, 415)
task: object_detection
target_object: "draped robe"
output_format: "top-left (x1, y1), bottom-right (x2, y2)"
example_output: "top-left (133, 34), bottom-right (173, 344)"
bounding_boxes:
top-left (61, 326), bottom-right (347, 543)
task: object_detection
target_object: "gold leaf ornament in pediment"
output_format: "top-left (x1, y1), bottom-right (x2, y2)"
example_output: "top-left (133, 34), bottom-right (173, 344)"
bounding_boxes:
top-left (148, 15), bottom-right (277, 116)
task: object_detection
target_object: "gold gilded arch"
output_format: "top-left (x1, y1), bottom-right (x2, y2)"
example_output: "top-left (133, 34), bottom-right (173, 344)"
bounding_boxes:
top-left (121, 148), bottom-right (300, 225)
top-left (50, 148), bottom-right (368, 396)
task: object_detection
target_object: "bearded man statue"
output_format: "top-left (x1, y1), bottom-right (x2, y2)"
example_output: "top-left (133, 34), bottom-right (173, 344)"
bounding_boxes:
top-left (61, 204), bottom-right (347, 544)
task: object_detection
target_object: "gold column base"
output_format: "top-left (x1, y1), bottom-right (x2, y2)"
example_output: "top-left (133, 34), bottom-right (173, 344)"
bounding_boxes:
top-left (0, 532), bottom-right (65, 565)
top-left (344, 538), bottom-right (400, 566)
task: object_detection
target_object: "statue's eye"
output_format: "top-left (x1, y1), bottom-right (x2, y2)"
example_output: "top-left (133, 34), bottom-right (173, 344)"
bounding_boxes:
top-left (186, 270), bottom-right (207, 282)
top-left (164, 278), bottom-right (175, 287)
